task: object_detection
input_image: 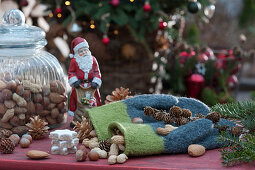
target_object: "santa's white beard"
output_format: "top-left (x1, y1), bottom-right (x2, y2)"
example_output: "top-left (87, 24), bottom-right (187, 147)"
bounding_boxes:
top-left (74, 53), bottom-right (93, 73)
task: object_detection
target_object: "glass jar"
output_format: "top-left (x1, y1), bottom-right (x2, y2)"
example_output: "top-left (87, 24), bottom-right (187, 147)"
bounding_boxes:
top-left (0, 9), bottom-right (67, 133)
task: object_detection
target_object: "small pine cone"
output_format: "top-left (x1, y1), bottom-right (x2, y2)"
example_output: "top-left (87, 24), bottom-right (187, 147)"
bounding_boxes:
top-left (153, 111), bottom-right (164, 121)
top-left (99, 139), bottom-right (112, 152)
top-left (194, 113), bottom-right (204, 118)
top-left (0, 129), bottom-right (13, 138)
top-left (205, 112), bottom-right (221, 124)
top-left (182, 109), bottom-right (192, 118)
top-left (169, 106), bottom-right (183, 118)
top-left (217, 125), bottom-right (229, 133)
top-left (144, 106), bottom-right (155, 116)
top-left (163, 113), bottom-right (175, 124)
top-left (230, 126), bottom-right (243, 136)
top-left (0, 138), bottom-right (15, 154)
top-left (176, 117), bottom-right (188, 126)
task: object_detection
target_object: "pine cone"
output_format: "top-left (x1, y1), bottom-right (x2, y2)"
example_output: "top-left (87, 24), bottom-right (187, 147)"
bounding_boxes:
top-left (163, 113), bottom-right (175, 124)
top-left (0, 128), bottom-right (13, 138)
top-left (194, 113), bottom-right (205, 118)
top-left (230, 126), bottom-right (243, 136)
top-left (105, 87), bottom-right (132, 104)
top-left (26, 116), bottom-right (49, 140)
top-left (175, 117), bottom-right (188, 126)
top-left (144, 106), bottom-right (155, 116)
top-left (73, 116), bottom-right (93, 141)
top-left (216, 125), bottom-right (229, 133)
top-left (182, 109), bottom-right (192, 118)
top-left (0, 138), bottom-right (15, 154)
top-left (169, 106), bottom-right (183, 118)
top-left (153, 111), bottom-right (164, 121)
top-left (99, 139), bottom-right (112, 152)
top-left (205, 112), bottom-right (221, 124)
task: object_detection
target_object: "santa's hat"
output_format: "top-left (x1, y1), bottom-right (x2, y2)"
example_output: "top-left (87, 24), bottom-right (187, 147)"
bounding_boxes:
top-left (69, 37), bottom-right (89, 58)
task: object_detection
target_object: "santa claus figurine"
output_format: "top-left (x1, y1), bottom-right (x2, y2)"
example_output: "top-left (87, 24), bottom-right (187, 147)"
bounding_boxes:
top-left (68, 37), bottom-right (102, 117)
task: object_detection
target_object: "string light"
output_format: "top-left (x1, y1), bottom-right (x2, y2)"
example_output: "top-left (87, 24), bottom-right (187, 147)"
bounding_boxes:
top-left (57, 13), bottom-right (62, 18)
top-left (90, 24), bottom-right (95, 29)
top-left (98, 3), bottom-right (102, 7)
top-left (90, 20), bottom-right (94, 24)
top-left (106, 23), bottom-right (110, 27)
top-left (49, 12), bottom-right (53, 18)
top-left (65, 1), bottom-right (71, 6)
top-left (113, 30), bottom-right (119, 35)
top-left (130, 0), bottom-right (134, 2)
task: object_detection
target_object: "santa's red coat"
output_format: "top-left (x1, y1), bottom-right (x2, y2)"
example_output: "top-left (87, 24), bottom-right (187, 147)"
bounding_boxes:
top-left (68, 56), bottom-right (102, 112)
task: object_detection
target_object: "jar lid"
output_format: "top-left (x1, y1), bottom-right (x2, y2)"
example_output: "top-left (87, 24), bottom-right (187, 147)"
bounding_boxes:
top-left (0, 9), bottom-right (47, 48)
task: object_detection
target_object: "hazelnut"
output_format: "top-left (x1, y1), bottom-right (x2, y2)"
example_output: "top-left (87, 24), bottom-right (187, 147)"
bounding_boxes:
top-left (76, 150), bottom-right (87, 162)
top-left (16, 85), bottom-right (24, 96)
top-left (2, 89), bottom-right (12, 100)
top-left (50, 81), bottom-right (58, 92)
top-left (23, 90), bottom-right (31, 101)
top-left (20, 138), bottom-right (30, 148)
top-left (88, 151), bottom-right (99, 161)
top-left (9, 134), bottom-right (20, 146)
top-left (33, 93), bottom-right (43, 103)
top-left (7, 80), bottom-right (17, 91)
top-left (22, 134), bottom-right (32, 142)
top-left (78, 145), bottom-right (87, 152)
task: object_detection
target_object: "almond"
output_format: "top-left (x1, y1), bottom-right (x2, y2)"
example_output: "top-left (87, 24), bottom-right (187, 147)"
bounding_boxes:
top-left (188, 144), bottom-right (206, 157)
top-left (49, 93), bottom-right (65, 104)
top-left (0, 80), bottom-right (7, 91)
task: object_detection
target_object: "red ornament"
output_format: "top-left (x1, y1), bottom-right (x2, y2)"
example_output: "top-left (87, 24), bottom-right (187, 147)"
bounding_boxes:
top-left (20, 0), bottom-right (29, 7)
top-left (109, 0), bottom-right (120, 7)
top-left (186, 74), bottom-right (205, 99)
top-left (143, 2), bottom-right (151, 12)
top-left (55, 7), bottom-right (62, 14)
top-left (227, 75), bottom-right (238, 89)
top-left (158, 21), bottom-right (167, 30)
top-left (102, 36), bottom-right (110, 45)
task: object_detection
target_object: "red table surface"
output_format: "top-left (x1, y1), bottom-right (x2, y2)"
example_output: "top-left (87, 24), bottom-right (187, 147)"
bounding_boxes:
top-left (0, 117), bottom-right (254, 170)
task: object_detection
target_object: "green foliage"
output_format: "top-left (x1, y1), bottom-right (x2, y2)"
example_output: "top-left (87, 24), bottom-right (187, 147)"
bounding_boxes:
top-left (211, 101), bottom-right (255, 134)
top-left (216, 132), bottom-right (255, 167)
top-left (239, 0), bottom-right (255, 28)
top-left (250, 91), bottom-right (255, 100)
top-left (186, 23), bottom-right (200, 45)
top-left (201, 87), bottom-right (218, 106)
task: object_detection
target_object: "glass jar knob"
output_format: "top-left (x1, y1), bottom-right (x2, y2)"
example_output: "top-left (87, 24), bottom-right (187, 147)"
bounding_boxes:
top-left (3, 9), bottom-right (25, 26)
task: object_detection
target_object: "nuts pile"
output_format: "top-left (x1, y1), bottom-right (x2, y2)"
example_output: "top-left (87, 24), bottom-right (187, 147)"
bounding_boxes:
top-left (79, 129), bottom-right (128, 165)
top-left (0, 73), bottom-right (67, 134)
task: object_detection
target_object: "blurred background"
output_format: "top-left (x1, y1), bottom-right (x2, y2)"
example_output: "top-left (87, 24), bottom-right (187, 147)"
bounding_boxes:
top-left (1, 0), bottom-right (255, 105)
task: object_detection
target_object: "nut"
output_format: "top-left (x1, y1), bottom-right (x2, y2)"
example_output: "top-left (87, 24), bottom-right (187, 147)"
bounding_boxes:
top-left (22, 134), bottom-right (32, 142)
top-left (23, 90), bottom-right (31, 101)
top-left (9, 134), bottom-right (20, 146)
top-left (23, 80), bottom-right (42, 93)
top-left (51, 108), bottom-right (59, 119)
top-left (56, 80), bottom-right (65, 94)
top-left (1, 109), bottom-right (14, 122)
top-left (49, 93), bottom-right (65, 104)
top-left (50, 81), bottom-right (58, 93)
top-left (188, 144), bottom-right (206, 157)
top-left (35, 103), bottom-right (43, 114)
top-left (108, 155), bottom-right (117, 165)
top-left (46, 115), bottom-right (56, 125)
top-left (43, 97), bottom-right (50, 107)
top-left (20, 138), bottom-right (30, 148)
top-left (57, 102), bottom-right (65, 110)
top-left (116, 154), bottom-right (128, 164)
top-left (111, 135), bottom-right (125, 144)
top-left (7, 80), bottom-right (17, 91)
top-left (26, 150), bottom-right (50, 159)
top-left (18, 113), bottom-right (26, 120)
top-left (39, 110), bottom-right (50, 117)
top-left (9, 116), bottom-right (19, 127)
top-left (47, 103), bottom-right (56, 110)
top-left (0, 121), bottom-right (13, 129)
top-left (2, 89), bottom-right (12, 100)
top-left (27, 101), bottom-right (35, 114)
top-left (33, 93), bottom-right (43, 103)
top-left (156, 127), bottom-right (172, 136)
top-left (4, 100), bottom-right (16, 109)
top-left (109, 143), bottom-right (119, 156)
top-left (76, 150), bottom-right (87, 162)
top-left (16, 85), bottom-right (24, 96)
top-left (11, 126), bottom-right (28, 136)
top-left (88, 151), bottom-right (99, 161)
top-left (13, 93), bottom-right (27, 107)
top-left (89, 141), bottom-right (99, 149)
